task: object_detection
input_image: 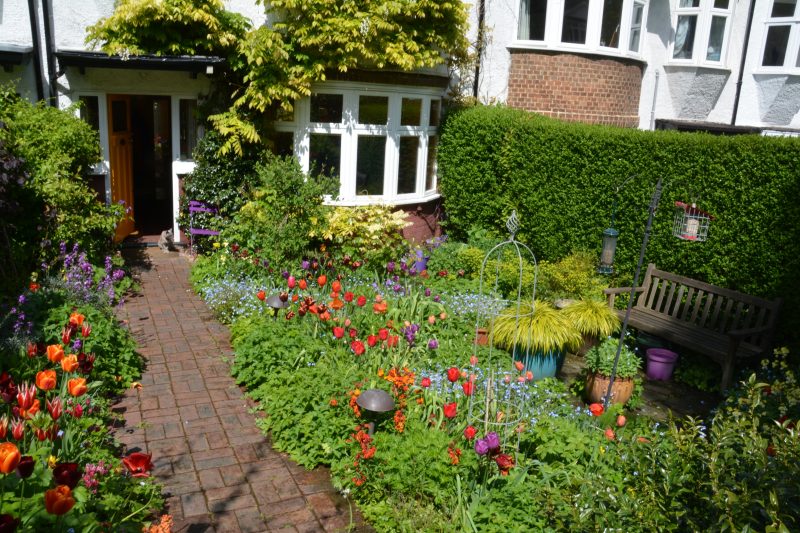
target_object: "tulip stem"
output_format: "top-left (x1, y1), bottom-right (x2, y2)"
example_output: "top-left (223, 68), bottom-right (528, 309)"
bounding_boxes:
top-left (117, 488), bottom-right (155, 524)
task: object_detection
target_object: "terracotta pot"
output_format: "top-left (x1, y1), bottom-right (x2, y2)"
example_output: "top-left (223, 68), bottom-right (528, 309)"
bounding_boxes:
top-left (474, 328), bottom-right (489, 346)
top-left (584, 373), bottom-right (634, 405)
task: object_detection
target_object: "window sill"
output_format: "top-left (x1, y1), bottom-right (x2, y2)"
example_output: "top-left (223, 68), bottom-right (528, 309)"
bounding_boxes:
top-left (507, 41), bottom-right (646, 63)
top-left (751, 67), bottom-right (800, 76)
top-left (663, 62), bottom-right (731, 72)
top-left (325, 191), bottom-right (440, 207)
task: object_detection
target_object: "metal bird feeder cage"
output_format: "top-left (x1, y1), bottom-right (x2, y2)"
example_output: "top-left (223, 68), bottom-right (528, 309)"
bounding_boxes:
top-left (598, 227), bottom-right (620, 274)
top-left (673, 201), bottom-right (713, 241)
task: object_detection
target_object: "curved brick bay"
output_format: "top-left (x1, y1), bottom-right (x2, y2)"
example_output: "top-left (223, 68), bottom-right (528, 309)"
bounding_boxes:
top-left (113, 248), bottom-right (369, 532)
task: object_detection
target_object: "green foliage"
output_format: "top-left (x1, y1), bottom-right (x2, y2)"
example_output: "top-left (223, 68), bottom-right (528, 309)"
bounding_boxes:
top-left (584, 337), bottom-right (641, 379)
top-left (85, 0), bottom-right (250, 57)
top-left (312, 205), bottom-right (411, 268)
top-left (220, 154), bottom-right (336, 268)
top-left (491, 301), bottom-right (582, 354)
top-left (537, 251), bottom-right (608, 301)
top-left (437, 105), bottom-right (800, 342)
top-left (560, 298), bottom-right (619, 338)
top-left (0, 91), bottom-right (122, 269)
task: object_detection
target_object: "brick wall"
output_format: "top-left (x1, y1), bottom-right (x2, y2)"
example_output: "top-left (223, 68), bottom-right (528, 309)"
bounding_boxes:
top-left (507, 50), bottom-right (644, 127)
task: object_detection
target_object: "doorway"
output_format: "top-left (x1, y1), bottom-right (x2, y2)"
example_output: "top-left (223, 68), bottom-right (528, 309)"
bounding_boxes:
top-left (107, 95), bottom-right (174, 239)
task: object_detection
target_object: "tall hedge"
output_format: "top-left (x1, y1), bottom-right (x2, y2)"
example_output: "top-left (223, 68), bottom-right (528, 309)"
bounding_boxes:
top-left (438, 105), bottom-right (800, 343)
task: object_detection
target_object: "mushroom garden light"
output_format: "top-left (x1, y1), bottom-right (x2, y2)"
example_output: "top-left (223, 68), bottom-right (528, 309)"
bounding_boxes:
top-left (598, 178), bottom-right (713, 407)
top-left (356, 389), bottom-right (396, 436)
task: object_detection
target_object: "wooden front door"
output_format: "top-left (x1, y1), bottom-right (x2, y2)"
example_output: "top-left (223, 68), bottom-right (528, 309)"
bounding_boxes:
top-left (108, 95), bottom-right (135, 242)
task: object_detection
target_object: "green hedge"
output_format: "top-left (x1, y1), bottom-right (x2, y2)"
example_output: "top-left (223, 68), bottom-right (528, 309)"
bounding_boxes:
top-left (438, 105), bottom-right (800, 342)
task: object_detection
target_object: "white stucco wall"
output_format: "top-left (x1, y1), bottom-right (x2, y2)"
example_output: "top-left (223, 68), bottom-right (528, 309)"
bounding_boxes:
top-left (0, 0), bottom-right (32, 44)
top-left (471, 0), bottom-right (518, 103)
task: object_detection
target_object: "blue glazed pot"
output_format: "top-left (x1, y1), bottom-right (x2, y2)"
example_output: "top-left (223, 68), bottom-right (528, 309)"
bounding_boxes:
top-left (513, 347), bottom-right (566, 380)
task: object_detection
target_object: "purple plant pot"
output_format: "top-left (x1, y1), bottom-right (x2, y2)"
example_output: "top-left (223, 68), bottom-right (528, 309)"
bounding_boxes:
top-left (646, 348), bottom-right (679, 380)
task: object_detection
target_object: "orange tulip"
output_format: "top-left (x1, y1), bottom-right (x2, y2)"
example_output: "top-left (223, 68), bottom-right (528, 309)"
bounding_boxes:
top-left (0, 442), bottom-right (20, 474)
top-left (46, 344), bottom-right (64, 363)
top-left (19, 399), bottom-right (40, 420)
top-left (61, 354), bottom-right (79, 373)
top-left (68, 313), bottom-right (85, 327)
top-left (67, 378), bottom-right (87, 397)
top-left (317, 275), bottom-right (327, 287)
top-left (331, 280), bottom-right (341, 293)
top-left (44, 485), bottom-right (75, 515)
top-left (35, 370), bottom-right (57, 391)
top-left (329, 298), bottom-right (344, 311)
top-left (372, 301), bottom-right (388, 314)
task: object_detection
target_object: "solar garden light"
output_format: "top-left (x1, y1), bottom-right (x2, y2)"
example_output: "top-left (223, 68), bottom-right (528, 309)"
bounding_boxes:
top-left (265, 293), bottom-right (290, 319)
top-left (356, 389), bottom-right (395, 436)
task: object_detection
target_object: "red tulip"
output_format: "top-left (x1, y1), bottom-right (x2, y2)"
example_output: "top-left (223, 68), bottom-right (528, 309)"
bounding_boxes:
top-left (589, 403), bottom-right (604, 417)
top-left (604, 428), bottom-right (616, 441)
top-left (53, 462), bottom-right (81, 488)
top-left (462, 381), bottom-right (475, 396)
top-left (446, 367), bottom-right (460, 383)
top-left (10, 419), bottom-right (24, 440)
top-left (463, 426), bottom-right (477, 440)
top-left (81, 323), bottom-right (91, 338)
top-left (349, 328), bottom-right (357, 338)
top-left (443, 402), bottom-right (458, 419)
top-left (616, 415), bottom-right (627, 427)
top-left (367, 335), bottom-right (378, 347)
top-left (378, 328), bottom-right (389, 341)
top-left (287, 276), bottom-right (296, 289)
top-left (356, 295), bottom-right (367, 307)
top-left (15, 455), bottom-right (34, 478)
top-left (344, 291), bottom-right (354, 302)
top-left (26, 343), bottom-right (37, 358)
top-left (387, 335), bottom-right (399, 348)
top-left (469, 355), bottom-right (478, 366)
top-left (122, 452), bottom-right (153, 478)
top-left (46, 397), bottom-right (62, 420)
top-left (332, 327), bottom-right (345, 339)
top-left (256, 290), bottom-right (266, 301)
top-left (332, 280), bottom-right (341, 293)
top-left (0, 416), bottom-right (7, 440)
top-left (495, 453), bottom-right (515, 476)
top-left (60, 327), bottom-right (72, 345)
top-left (351, 340), bottom-right (365, 356)
top-left (16, 383), bottom-right (35, 410)
top-left (421, 377), bottom-right (431, 388)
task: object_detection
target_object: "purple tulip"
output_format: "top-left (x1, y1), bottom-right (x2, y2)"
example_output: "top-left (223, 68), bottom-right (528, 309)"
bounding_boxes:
top-left (282, 270), bottom-right (290, 279)
top-left (428, 339), bottom-right (438, 350)
top-left (433, 295), bottom-right (441, 303)
top-left (474, 438), bottom-right (489, 456)
top-left (301, 260), bottom-right (310, 270)
top-left (424, 288), bottom-right (431, 297)
top-left (485, 432), bottom-right (500, 453)
top-left (387, 261), bottom-right (395, 272)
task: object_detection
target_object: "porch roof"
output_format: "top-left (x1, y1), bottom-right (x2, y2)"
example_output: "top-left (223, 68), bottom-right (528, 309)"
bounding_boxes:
top-left (55, 50), bottom-right (225, 74)
top-left (0, 44), bottom-right (34, 71)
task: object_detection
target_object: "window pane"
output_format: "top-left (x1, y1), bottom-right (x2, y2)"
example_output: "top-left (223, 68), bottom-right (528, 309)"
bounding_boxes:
top-left (401, 98), bottom-right (422, 126)
top-left (600, 0), bottom-right (624, 48)
top-left (275, 105), bottom-right (294, 123)
top-left (79, 96), bottom-right (99, 131)
top-left (398, 137), bottom-right (419, 194)
top-left (562, 0), bottom-right (588, 44)
top-left (310, 94), bottom-right (343, 123)
top-left (359, 96), bottom-right (388, 125)
top-left (771, 0), bottom-right (796, 17)
top-left (763, 25), bottom-right (791, 66)
top-left (426, 136), bottom-right (438, 191)
top-left (429, 99), bottom-right (441, 127)
top-left (673, 15), bottom-right (697, 59)
top-left (179, 99), bottom-right (198, 160)
top-left (356, 136), bottom-right (386, 195)
top-left (706, 16), bottom-right (726, 61)
top-left (269, 131), bottom-right (294, 157)
top-left (309, 134), bottom-right (341, 179)
top-left (518, 0), bottom-right (547, 40)
top-left (678, 0), bottom-right (700, 7)
top-left (629, 3), bottom-right (644, 52)
top-left (713, 0), bottom-right (729, 9)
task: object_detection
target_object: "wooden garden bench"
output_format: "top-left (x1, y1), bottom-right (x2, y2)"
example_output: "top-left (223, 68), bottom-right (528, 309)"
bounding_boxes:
top-left (604, 264), bottom-right (781, 390)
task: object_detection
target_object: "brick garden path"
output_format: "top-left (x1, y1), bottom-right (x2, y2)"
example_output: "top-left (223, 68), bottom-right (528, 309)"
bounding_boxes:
top-left (114, 248), bottom-right (366, 532)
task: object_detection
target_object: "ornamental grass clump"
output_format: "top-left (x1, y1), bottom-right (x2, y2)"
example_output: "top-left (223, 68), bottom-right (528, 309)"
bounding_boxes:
top-left (560, 298), bottom-right (619, 339)
top-left (491, 301), bottom-right (581, 354)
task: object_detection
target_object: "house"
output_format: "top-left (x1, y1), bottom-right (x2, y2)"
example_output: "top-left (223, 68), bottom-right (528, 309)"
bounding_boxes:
top-left (1, 0), bottom-right (796, 242)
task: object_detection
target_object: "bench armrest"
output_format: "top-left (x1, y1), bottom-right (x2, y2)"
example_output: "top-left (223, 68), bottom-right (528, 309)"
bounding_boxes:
top-left (604, 286), bottom-right (643, 308)
top-left (727, 325), bottom-right (773, 340)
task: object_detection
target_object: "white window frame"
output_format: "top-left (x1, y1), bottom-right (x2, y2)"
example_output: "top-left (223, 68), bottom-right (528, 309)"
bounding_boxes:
top-left (274, 82), bottom-right (443, 206)
top-left (668, 0), bottom-right (733, 66)
top-left (512, 0), bottom-right (650, 58)
top-left (759, 0), bottom-right (800, 71)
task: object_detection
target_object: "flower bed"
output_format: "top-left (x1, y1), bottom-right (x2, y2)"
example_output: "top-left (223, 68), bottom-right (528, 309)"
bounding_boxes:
top-left (193, 246), bottom-right (800, 531)
top-left (0, 245), bottom-right (165, 531)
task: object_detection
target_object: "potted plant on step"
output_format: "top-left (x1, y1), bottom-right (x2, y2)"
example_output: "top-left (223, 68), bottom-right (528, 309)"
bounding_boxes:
top-left (491, 300), bottom-right (581, 380)
top-left (560, 298), bottom-right (620, 355)
top-left (583, 337), bottom-right (641, 405)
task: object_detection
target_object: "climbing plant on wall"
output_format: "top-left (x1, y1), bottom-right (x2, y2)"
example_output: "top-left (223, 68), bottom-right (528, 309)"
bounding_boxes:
top-left (85, 0), bottom-right (469, 154)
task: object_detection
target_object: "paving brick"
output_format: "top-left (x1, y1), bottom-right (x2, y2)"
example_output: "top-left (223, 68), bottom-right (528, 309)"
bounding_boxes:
top-left (180, 491), bottom-right (208, 517)
top-left (198, 468), bottom-right (225, 490)
top-left (266, 509), bottom-right (317, 530)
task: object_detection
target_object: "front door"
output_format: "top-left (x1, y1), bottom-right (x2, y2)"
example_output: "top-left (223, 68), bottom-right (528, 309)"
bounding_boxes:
top-left (108, 95), bottom-right (135, 241)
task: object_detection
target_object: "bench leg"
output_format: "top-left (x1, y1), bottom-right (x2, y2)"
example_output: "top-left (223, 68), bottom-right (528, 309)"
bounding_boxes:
top-left (720, 341), bottom-right (740, 391)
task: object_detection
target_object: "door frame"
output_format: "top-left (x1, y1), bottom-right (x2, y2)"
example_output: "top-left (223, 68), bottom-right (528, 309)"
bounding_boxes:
top-left (107, 94), bottom-right (136, 241)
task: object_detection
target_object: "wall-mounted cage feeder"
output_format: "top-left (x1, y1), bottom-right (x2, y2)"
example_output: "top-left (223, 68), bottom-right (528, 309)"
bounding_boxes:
top-left (673, 201), bottom-right (714, 241)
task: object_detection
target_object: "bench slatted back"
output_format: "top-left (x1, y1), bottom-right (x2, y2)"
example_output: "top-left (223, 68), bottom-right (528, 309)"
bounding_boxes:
top-left (635, 264), bottom-right (780, 350)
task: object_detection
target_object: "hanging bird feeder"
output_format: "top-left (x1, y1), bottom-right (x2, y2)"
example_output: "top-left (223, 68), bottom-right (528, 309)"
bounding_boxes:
top-left (673, 201), bottom-right (714, 242)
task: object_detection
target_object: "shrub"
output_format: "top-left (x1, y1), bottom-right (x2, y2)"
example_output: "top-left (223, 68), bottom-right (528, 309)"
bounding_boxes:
top-left (438, 105), bottom-right (800, 341)
top-left (220, 153), bottom-right (336, 267)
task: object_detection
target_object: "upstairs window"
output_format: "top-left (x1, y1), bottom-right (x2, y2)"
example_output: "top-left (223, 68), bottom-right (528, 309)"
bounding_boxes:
top-left (517, 0), bottom-right (649, 55)
top-left (762, 0), bottom-right (800, 68)
top-left (671, 0), bottom-right (732, 64)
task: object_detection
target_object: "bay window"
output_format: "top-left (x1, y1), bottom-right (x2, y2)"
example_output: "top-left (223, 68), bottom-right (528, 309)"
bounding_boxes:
top-left (272, 84), bottom-right (442, 204)
top-left (516, 0), bottom-right (649, 55)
